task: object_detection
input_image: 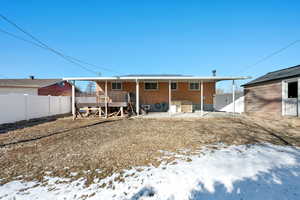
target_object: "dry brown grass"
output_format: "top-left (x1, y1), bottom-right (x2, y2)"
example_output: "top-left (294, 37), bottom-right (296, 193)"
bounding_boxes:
top-left (0, 115), bottom-right (299, 185)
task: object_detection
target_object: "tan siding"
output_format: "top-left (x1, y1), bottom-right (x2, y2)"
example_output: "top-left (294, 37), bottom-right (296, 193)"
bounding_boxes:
top-left (244, 80), bottom-right (282, 115)
top-left (96, 81), bottom-right (215, 105)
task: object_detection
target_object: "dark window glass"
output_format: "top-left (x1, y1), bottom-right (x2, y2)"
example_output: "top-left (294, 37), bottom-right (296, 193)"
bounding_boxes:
top-left (189, 82), bottom-right (200, 90)
top-left (112, 82), bottom-right (122, 90)
top-left (288, 82), bottom-right (298, 98)
top-left (171, 82), bottom-right (177, 90)
top-left (145, 82), bottom-right (158, 90)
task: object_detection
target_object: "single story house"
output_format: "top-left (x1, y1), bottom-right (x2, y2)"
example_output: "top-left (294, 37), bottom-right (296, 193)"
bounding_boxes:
top-left (242, 65), bottom-right (300, 117)
top-left (0, 78), bottom-right (72, 96)
top-left (64, 74), bottom-right (248, 118)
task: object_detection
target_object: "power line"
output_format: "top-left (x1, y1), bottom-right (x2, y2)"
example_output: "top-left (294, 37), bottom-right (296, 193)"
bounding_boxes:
top-left (0, 28), bottom-right (100, 75)
top-left (0, 28), bottom-right (50, 49)
top-left (0, 74), bottom-right (8, 78)
top-left (0, 28), bottom-right (118, 75)
top-left (237, 40), bottom-right (300, 74)
top-left (0, 14), bottom-right (119, 75)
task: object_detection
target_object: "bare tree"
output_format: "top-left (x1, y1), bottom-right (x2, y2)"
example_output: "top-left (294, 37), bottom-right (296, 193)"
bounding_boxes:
top-left (85, 81), bottom-right (96, 95)
top-left (216, 88), bottom-right (225, 94)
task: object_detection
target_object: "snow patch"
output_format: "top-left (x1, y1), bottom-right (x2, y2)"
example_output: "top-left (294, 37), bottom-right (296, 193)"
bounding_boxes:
top-left (1, 143), bottom-right (300, 200)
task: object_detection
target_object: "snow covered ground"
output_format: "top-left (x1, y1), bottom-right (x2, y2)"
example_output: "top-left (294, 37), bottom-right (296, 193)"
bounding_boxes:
top-left (1, 143), bottom-right (300, 200)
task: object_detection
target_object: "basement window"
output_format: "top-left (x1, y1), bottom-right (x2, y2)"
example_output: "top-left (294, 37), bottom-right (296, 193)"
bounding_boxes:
top-left (111, 82), bottom-right (122, 90)
top-left (145, 82), bottom-right (158, 90)
top-left (288, 81), bottom-right (298, 98)
top-left (189, 82), bottom-right (200, 90)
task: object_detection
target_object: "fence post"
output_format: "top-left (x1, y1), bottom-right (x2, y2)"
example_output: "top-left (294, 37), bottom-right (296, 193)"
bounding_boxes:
top-left (24, 94), bottom-right (29, 120)
top-left (59, 96), bottom-right (62, 114)
top-left (48, 95), bottom-right (51, 115)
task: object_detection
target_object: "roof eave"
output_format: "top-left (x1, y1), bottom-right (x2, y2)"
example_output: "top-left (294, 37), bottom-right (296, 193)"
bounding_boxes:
top-left (63, 76), bottom-right (251, 81)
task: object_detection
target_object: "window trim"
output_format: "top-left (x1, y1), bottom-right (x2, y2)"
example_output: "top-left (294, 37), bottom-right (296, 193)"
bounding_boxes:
top-left (144, 81), bottom-right (159, 91)
top-left (188, 81), bottom-right (200, 91)
top-left (111, 81), bottom-right (123, 91)
top-left (171, 82), bottom-right (178, 91)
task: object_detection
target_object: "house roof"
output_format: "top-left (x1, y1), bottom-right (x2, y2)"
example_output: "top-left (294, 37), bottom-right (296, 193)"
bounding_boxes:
top-left (0, 79), bottom-right (63, 88)
top-left (119, 74), bottom-right (193, 77)
top-left (242, 65), bottom-right (300, 87)
top-left (63, 75), bottom-right (249, 82)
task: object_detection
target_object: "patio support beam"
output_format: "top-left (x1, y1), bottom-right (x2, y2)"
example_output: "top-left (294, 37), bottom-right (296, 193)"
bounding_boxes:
top-left (200, 81), bottom-right (204, 116)
top-left (169, 80), bottom-right (171, 115)
top-left (105, 80), bottom-right (108, 118)
top-left (232, 80), bottom-right (236, 114)
top-left (72, 80), bottom-right (76, 120)
top-left (136, 79), bottom-right (139, 116)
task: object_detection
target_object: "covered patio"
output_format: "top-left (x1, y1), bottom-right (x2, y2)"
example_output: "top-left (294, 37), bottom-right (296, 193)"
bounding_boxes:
top-left (63, 75), bottom-right (249, 119)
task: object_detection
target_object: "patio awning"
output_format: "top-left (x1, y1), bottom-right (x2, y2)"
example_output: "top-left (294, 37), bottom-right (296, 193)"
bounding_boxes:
top-left (63, 75), bottom-right (250, 82)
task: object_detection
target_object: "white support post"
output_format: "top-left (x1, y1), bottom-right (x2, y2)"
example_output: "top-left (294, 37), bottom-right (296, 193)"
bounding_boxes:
top-left (105, 80), bottom-right (108, 118)
top-left (72, 81), bottom-right (76, 120)
top-left (200, 81), bottom-right (204, 116)
top-left (169, 80), bottom-right (172, 116)
top-left (232, 80), bottom-right (236, 114)
top-left (136, 80), bottom-right (139, 116)
top-left (120, 106), bottom-right (124, 117)
top-left (99, 106), bottom-right (102, 117)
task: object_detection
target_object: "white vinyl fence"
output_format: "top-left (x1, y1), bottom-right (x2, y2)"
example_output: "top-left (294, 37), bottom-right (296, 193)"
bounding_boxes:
top-left (214, 92), bottom-right (244, 113)
top-left (0, 94), bottom-right (71, 124)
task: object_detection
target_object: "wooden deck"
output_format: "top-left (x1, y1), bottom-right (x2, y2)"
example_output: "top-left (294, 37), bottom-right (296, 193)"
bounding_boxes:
top-left (76, 102), bottom-right (128, 108)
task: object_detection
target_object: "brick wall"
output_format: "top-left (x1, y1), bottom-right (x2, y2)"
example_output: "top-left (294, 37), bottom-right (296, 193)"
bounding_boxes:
top-left (244, 80), bottom-right (282, 115)
top-left (96, 81), bottom-right (216, 105)
top-left (38, 81), bottom-right (72, 96)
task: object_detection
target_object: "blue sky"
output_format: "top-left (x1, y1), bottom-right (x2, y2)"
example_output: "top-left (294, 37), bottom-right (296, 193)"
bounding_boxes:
top-left (1, 0), bottom-right (300, 90)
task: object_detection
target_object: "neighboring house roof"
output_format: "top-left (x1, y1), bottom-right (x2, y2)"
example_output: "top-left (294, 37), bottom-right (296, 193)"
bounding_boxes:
top-left (0, 79), bottom-right (63, 88)
top-left (243, 65), bottom-right (300, 87)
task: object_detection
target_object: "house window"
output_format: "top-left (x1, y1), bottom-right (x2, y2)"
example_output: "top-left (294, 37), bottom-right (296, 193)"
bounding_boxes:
top-left (288, 81), bottom-right (298, 98)
top-left (189, 82), bottom-right (200, 90)
top-left (145, 82), bottom-right (158, 90)
top-left (111, 82), bottom-right (122, 90)
top-left (171, 82), bottom-right (177, 90)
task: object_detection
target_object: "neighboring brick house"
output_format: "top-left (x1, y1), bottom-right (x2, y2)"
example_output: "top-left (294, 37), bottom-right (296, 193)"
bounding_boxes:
top-left (242, 65), bottom-right (300, 117)
top-left (38, 81), bottom-right (72, 96)
top-left (0, 78), bottom-right (71, 96)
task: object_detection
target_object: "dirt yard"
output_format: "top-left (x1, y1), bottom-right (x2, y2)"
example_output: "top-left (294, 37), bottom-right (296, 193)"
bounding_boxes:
top-left (0, 115), bottom-right (300, 186)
